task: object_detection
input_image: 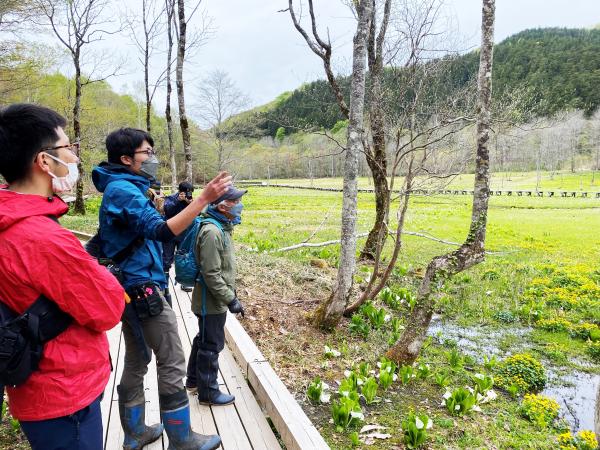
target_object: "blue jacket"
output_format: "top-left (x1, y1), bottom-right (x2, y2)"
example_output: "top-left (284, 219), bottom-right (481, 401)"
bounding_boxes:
top-left (92, 163), bottom-right (174, 290)
top-left (164, 192), bottom-right (188, 219)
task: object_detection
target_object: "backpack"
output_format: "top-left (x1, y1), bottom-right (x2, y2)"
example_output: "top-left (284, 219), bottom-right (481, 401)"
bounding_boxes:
top-left (174, 217), bottom-right (224, 289)
top-left (0, 295), bottom-right (72, 386)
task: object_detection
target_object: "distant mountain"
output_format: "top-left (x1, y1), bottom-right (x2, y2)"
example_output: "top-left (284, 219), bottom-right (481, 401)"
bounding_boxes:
top-left (228, 28), bottom-right (600, 138)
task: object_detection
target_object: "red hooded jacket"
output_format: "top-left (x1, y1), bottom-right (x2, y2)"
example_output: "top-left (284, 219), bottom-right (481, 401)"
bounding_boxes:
top-left (0, 188), bottom-right (125, 421)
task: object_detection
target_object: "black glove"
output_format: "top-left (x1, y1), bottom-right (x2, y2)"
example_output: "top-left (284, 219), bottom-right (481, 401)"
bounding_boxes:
top-left (228, 297), bottom-right (245, 317)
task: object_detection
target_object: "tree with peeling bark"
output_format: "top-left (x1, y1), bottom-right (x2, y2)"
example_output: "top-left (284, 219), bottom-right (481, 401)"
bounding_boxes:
top-left (34, 0), bottom-right (121, 214)
top-left (176, 0), bottom-right (193, 181)
top-left (344, 0), bottom-right (477, 314)
top-left (306, 0), bottom-right (373, 330)
top-left (386, 0), bottom-right (496, 364)
top-left (174, 0), bottom-right (212, 183)
top-left (359, 0), bottom-right (392, 261)
top-left (287, 0), bottom-right (392, 262)
top-left (165, 0), bottom-right (177, 190)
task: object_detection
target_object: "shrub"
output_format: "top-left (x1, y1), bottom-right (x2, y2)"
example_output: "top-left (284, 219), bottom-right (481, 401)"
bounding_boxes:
top-left (349, 314), bottom-right (370, 339)
top-left (361, 377), bottom-right (378, 404)
top-left (587, 341), bottom-right (600, 362)
top-left (570, 323), bottom-right (600, 340)
top-left (575, 430), bottom-right (599, 450)
top-left (399, 365), bottom-right (415, 385)
top-left (481, 269), bottom-right (499, 280)
top-left (402, 412), bottom-right (432, 449)
top-left (306, 377), bottom-right (330, 404)
top-left (434, 370), bottom-right (450, 387)
top-left (331, 391), bottom-right (363, 432)
top-left (472, 373), bottom-right (494, 395)
top-left (443, 387), bottom-right (477, 415)
top-left (495, 353), bottom-right (546, 394)
top-left (558, 430), bottom-right (599, 450)
top-left (493, 310), bottom-right (517, 323)
top-left (379, 287), bottom-right (401, 309)
top-left (446, 348), bottom-right (463, 370)
top-left (519, 394), bottom-right (560, 428)
top-left (378, 358), bottom-right (397, 390)
top-left (536, 317), bottom-right (572, 333)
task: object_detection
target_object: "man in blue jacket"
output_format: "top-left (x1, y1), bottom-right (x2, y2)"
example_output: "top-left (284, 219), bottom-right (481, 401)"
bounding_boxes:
top-left (92, 127), bottom-right (230, 450)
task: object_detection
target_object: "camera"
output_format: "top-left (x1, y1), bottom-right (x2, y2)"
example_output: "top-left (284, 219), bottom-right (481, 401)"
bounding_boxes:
top-left (185, 191), bottom-right (193, 200)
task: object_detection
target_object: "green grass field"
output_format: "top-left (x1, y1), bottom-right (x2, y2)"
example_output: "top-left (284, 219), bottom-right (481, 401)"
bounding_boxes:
top-left (247, 169), bottom-right (600, 192)
top-left (60, 175), bottom-right (600, 449)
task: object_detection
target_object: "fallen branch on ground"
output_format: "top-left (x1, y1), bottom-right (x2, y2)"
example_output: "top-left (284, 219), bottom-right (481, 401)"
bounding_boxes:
top-left (272, 231), bottom-right (510, 255)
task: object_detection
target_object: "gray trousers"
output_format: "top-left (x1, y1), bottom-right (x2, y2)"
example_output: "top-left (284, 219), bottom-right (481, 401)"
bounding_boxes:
top-left (119, 298), bottom-right (186, 407)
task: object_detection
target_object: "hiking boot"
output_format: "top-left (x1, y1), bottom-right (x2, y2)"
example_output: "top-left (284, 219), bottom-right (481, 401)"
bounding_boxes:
top-left (197, 389), bottom-right (235, 406)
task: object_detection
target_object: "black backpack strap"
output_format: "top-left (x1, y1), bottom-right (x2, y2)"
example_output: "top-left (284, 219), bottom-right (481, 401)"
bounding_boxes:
top-left (85, 228), bottom-right (144, 265)
top-left (25, 295), bottom-right (72, 343)
top-left (0, 302), bottom-right (17, 324)
top-left (112, 235), bottom-right (145, 264)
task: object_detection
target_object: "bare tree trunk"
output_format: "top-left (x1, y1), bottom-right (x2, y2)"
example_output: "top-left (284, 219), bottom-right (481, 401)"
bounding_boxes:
top-left (144, 38), bottom-right (151, 132)
top-left (313, 0), bottom-right (373, 330)
top-left (360, 0), bottom-right (391, 260)
top-left (176, 0), bottom-right (192, 182)
top-left (386, 0), bottom-right (495, 364)
top-left (72, 56), bottom-right (85, 214)
top-left (165, 0), bottom-right (176, 190)
top-left (141, 0), bottom-right (151, 132)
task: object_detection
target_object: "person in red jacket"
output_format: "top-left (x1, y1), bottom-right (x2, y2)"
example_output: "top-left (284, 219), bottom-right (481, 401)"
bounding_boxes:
top-left (0, 103), bottom-right (125, 450)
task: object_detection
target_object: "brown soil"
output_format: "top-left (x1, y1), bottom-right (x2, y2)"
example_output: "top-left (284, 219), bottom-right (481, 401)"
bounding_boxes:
top-left (236, 251), bottom-right (338, 392)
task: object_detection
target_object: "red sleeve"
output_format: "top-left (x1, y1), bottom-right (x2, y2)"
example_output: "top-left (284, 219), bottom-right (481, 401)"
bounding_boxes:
top-left (25, 223), bottom-right (125, 331)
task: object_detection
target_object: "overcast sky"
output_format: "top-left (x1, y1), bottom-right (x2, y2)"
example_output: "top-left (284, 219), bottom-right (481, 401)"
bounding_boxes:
top-left (102, 0), bottom-right (600, 117)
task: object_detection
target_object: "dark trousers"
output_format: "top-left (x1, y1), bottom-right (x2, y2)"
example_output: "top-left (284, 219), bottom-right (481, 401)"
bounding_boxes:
top-left (162, 239), bottom-right (177, 272)
top-left (186, 313), bottom-right (227, 392)
top-left (20, 396), bottom-right (102, 450)
top-left (162, 233), bottom-right (185, 272)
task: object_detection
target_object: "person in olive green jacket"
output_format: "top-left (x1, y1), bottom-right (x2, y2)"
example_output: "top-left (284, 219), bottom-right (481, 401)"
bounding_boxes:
top-left (185, 186), bottom-right (246, 405)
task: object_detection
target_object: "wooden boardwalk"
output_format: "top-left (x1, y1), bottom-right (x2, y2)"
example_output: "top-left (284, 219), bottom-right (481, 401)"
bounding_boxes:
top-left (236, 181), bottom-right (600, 199)
top-left (101, 275), bottom-right (282, 450)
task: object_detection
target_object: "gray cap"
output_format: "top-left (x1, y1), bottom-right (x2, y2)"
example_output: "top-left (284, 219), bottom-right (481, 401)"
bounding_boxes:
top-left (212, 186), bottom-right (247, 204)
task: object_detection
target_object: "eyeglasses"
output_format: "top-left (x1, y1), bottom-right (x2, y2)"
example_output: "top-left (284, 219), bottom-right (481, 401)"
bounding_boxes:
top-left (134, 148), bottom-right (156, 157)
top-left (41, 141), bottom-right (80, 156)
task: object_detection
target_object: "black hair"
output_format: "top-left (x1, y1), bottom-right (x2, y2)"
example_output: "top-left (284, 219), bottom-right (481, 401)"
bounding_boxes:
top-left (106, 127), bottom-right (154, 164)
top-left (178, 181), bottom-right (194, 192)
top-left (0, 103), bottom-right (67, 183)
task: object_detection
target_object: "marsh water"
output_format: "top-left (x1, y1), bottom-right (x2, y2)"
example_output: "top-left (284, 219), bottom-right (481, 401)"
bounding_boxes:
top-left (428, 317), bottom-right (599, 432)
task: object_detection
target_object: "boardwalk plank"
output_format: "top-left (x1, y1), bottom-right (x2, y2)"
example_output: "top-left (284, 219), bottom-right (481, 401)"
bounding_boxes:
top-left (219, 349), bottom-right (282, 449)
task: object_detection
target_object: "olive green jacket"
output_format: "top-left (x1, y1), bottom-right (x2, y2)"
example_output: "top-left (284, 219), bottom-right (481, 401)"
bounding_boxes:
top-left (191, 218), bottom-right (236, 315)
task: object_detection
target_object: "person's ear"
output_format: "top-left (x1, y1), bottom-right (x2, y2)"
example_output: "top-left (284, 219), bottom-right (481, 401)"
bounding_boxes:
top-left (120, 154), bottom-right (133, 166)
top-left (35, 152), bottom-right (52, 174)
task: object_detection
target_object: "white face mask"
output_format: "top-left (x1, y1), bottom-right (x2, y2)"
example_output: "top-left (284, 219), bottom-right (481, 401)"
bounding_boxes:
top-left (45, 153), bottom-right (79, 193)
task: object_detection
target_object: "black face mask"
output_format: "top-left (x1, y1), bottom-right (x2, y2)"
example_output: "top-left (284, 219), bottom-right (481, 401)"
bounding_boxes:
top-left (140, 155), bottom-right (159, 180)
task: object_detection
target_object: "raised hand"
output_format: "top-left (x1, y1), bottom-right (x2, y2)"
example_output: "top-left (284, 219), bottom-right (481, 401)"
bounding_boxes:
top-left (198, 172), bottom-right (232, 204)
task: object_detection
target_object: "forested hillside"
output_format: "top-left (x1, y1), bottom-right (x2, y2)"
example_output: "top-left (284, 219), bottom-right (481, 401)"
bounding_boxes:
top-left (231, 28), bottom-right (600, 137)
